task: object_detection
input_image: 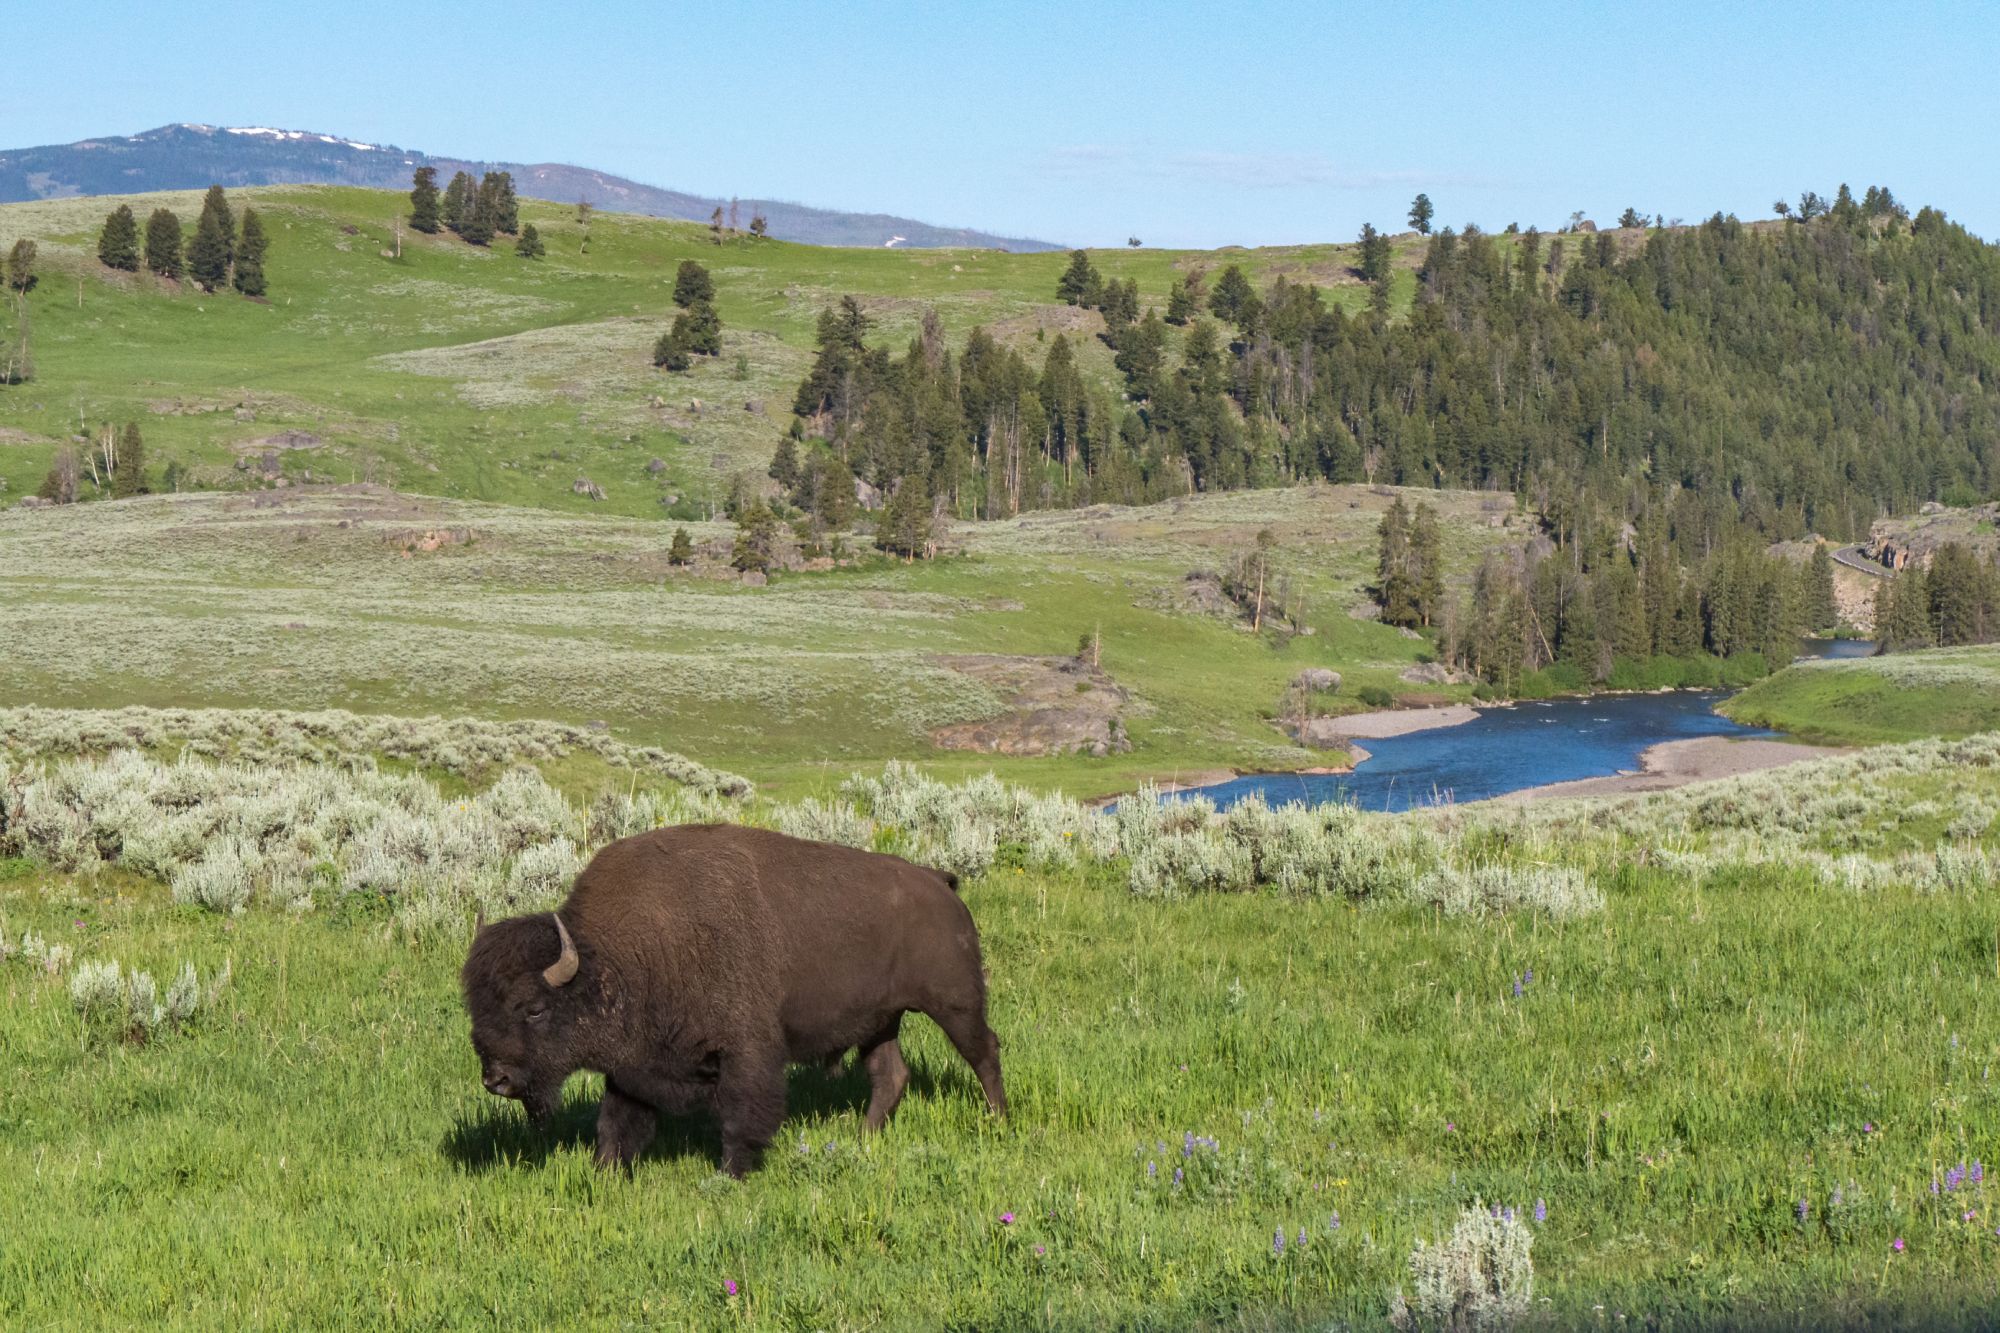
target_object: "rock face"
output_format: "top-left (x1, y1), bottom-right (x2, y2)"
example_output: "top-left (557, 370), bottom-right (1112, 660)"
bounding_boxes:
top-left (930, 655), bottom-right (1133, 757)
top-left (1292, 668), bottom-right (1341, 693)
top-left (1399, 662), bottom-right (1474, 685)
top-left (572, 476), bottom-right (607, 501)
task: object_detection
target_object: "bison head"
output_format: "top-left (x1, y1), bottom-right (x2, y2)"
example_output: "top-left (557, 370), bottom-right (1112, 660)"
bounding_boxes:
top-left (460, 911), bottom-right (587, 1124)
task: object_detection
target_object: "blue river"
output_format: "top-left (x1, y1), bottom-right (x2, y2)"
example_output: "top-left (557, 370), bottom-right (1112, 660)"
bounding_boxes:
top-left (1173, 638), bottom-right (1875, 813)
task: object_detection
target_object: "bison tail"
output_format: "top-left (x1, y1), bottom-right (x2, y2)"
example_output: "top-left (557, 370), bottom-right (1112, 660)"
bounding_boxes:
top-left (943, 870), bottom-right (962, 894)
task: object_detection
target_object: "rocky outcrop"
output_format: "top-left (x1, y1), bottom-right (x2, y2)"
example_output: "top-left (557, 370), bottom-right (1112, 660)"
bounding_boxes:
top-left (930, 655), bottom-right (1133, 757)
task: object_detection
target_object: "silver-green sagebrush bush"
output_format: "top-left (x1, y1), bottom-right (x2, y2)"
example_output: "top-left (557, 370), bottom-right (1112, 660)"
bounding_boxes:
top-left (1393, 1201), bottom-right (1535, 1331)
top-left (65, 956), bottom-right (229, 1043)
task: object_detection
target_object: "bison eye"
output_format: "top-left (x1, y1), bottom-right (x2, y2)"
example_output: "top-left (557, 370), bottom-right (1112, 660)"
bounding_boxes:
top-left (525, 1000), bottom-right (549, 1022)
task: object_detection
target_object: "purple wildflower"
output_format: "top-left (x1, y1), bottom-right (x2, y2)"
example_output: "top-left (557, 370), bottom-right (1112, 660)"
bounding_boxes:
top-left (1329, 1211), bottom-right (1341, 1230)
top-left (1446, 1121), bottom-right (1456, 1133)
top-left (1512, 976), bottom-right (1523, 998)
top-left (1864, 1122), bottom-right (1875, 1134)
top-left (1173, 1167), bottom-right (1183, 1185)
top-left (1932, 1178), bottom-right (1942, 1197)
top-left (1948, 1164), bottom-right (1967, 1192)
top-left (1965, 1210), bottom-right (1977, 1223)
top-left (1183, 1132), bottom-right (1195, 1157)
top-left (1523, 968), bottom-right (1533, 984)
top-left (724, 1279), bottom-right (738, 1297)
top-left (1034, 1244), bottom-right (1046, 1256)
top-left (1893, 1237), bottom-right (1906, 1252)
top-left (1298, 1227), bottom-right (1308, 1249)
top-left (1831, 1185), bottom-right (1844, 1207)
top-left (1147, 1160), bottom-right (1157, 1178)
top-left (1797, 1198), bottom-right (1809, 1223)
top-left (1534, 1198), bottom-right (1547, 1224)
top-left (1975, 1161), bottom-right (1986, 1184)
top-left (1000, 1212), bottom-right (1015, 1225)
top-left (1273, 1228), bottom-right (1286, 1257)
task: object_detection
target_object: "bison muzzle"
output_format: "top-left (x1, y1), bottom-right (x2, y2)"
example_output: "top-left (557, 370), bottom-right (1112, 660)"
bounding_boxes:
top-left (461, 823), bottom-right (1007, 1176)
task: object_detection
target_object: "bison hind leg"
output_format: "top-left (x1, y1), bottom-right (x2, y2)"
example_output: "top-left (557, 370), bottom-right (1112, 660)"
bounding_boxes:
top-left (929, 1004), bottom-right (1007, 1118)
top-left (859, 1019), bottom-right (909, 1132)
top-left (594, 1078), bottom-right (659, 1173)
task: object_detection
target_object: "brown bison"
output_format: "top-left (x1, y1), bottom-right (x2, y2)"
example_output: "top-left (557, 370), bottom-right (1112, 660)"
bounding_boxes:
top-left (461, 823), bottom-right (1006, 1176)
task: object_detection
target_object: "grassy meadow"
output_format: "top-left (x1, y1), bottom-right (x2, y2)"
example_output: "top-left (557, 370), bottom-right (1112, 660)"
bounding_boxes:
top-left (4, 722), bottom-right (2000, 1327)
top-left (0, 185), bottom-right (1421, 518)
top-left (1724, 645), bottom-right (2000, 746)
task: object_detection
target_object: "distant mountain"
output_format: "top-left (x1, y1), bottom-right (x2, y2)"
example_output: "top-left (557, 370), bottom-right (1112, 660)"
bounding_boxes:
top-left (0, 123), bottom-right (1062, 252)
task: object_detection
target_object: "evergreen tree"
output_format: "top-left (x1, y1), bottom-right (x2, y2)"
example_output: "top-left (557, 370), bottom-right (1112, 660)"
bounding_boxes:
top-left (1805, 544), bottom-right (1838, 631)
top-left (1617, 207), bottom-right (1646, 229)
top-left (97, 205), bottom-right (140, 272)
top-left (514, 223), bottom-right (545, 259)
top-left (668, 526), bottom-right (694, 565)
top-left (1357, 223), bottom-right (1391, 284)
top-left (653, 327), bottom-right (691, 371)
top-left (1377, 497), bottom-right (1419, 626)
top-left (1055, 250), bottom-right (1100, 306)
top-left (876, 469), bottom-right (932, 559)
top-left (460, 176), bottom-right (498, 246)
top-left (677, 301), bottom-right (723, 357)
top-left (1208, 265), bottom-right (1257, 327)
top-left (749, 213), bottom-right (769, 239)
top-left (5, 239), bottom-right (36, 292)
top-left (488, 171), bottom-right (519, 234)
top-left (1165, 272), bottom-right (1198, 325)
top-left (187, 202), bottom-right (232, 292)
top-left (441, 171), bottom-right (472, 234)
top-left (111, 421), bottom-right (147, 498)
top-left (731, 499), bottom-right (779, 572)
top-left (144, 209), bottom-right (184, 278)
top-left (816, 450), bottom-right (857, 530)
top-left (198, 186), bottom-right (235, 262)
top-left (1410, 501), bottom-right (1444, 626)
top-left (1878, 565), bottom-right (1933, 650)
top-left (1408, 193), bottom-right (1434, 235)
top-left (232, 209), bottom-right (268, 297)
top-left (769, 435), bottom-right (800, 490)
top-left (673, 259), bottom-right (715, 308)
top-left (409, 166), bottom-right (441, 234)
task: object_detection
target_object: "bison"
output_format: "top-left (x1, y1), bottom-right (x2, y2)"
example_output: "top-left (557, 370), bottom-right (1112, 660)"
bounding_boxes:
top-left (461, 823), bottom-right (1006, 1176)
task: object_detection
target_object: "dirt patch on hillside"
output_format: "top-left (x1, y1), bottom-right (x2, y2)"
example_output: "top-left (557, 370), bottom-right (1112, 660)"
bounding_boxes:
top-left (930, 654), bottom-right (1133, 756)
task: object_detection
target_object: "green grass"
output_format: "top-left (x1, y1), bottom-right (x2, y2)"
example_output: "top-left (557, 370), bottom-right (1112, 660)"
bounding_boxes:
top-left (5, 778), bottom-right (2000, 1327)
top-left (1724, 645), bottom-right (2000, 745)
top-left (0, 484), bottom-right (1518, 792)
top-left (0, 185), bottom-right (1431, 516)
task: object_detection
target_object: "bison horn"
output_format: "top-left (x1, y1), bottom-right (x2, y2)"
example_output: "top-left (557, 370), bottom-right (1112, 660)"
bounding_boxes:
top-left (543, 913), bottom-right (580, 987)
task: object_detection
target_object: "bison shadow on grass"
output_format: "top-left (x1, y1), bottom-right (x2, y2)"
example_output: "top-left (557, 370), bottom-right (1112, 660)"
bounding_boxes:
top-left (441, 1059), bottom-right (960, 1173)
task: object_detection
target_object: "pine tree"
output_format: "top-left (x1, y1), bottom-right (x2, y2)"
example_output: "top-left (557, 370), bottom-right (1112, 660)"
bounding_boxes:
top-left (409, 166), bottom-right (441, 234)
top-left (1377, 497), bottom-right (1418, 626)
top-left (1165, 274), bottom-right (1197, 325)
top-left (111, 421), bottom-right (147, 497)
top-left (198, 186), bottom-right (235, 261)
top-left (1410, 502), bottom-right (1444, 626)
top-left (673, 260), bottom-right (715, 308)
top-left (514, 223), bottom-right (545, 259)
top-left (1805, 544), bottom-right (1838, 631)
top-left (460, 175), bottom-right (498, 246)
top-left (5, 239), bottom-right (36, 292)
top-left (1055, 250), bottom-right (1099, 306)
top-left (1408, 193), bottom-right (1434, 235)
top-left (877, 469), bottom-right (932, 559)
top-left (730, 499), bottom-right (778, 572)
top-left (769, 435), bottom-right (800, 490)
top-left (187, 201), bottom-right (231, 292)
top-left (232, 209), bottom-right (268, 297)
top-left (653, 327), bottom-right (691, 371)
top-left (144, 209), bottom-right (184, 278)
top-left (817, 450), bottom-right (857, 530)
top-left (441, 171), bottom-right (472, 234)
top-left (97, 205), bottom-right (140, 272)
top-left (676, 301), bottom-right (722, 356)
top-left (488, 171), bottom-right (519, 234)
top-left (749, 213), bottom-right (768, 239)
top-left (668, 527), bottom-right (694, 565)
top-left (1357, 223), bottom-right (1391, 284)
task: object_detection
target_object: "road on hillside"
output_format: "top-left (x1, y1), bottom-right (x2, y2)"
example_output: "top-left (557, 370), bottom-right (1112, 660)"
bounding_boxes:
top-left (1831, 545), bottom-right (1890, 578)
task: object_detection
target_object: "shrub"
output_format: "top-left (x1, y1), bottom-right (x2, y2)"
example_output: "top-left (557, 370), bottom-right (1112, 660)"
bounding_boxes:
top-left (1358, 685), bottom-right (1394, 709)
top-left (1394, 1201), bottom-right (1534, 1331)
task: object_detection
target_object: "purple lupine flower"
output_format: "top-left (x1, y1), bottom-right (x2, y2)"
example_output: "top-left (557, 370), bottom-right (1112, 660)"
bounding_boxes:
top-left (1147, 1160), bottom-right (1157, 1178)
top-left (1523, 968), bottom-right (1533, 984)
top-left (1273, 1229), bottom-right (1286, 1256)
top-left (1964, 1210), bottom-right (1977, 1223)
top-left (1297, 1227), bottom-right (1308, 1249)
top-left (1947, 1164), bottom-right (1967, 1192)
top-left (1329, 1211), bottom-right (1341, 1230)
top-left (1534, 1198), bottom-right (1547, 1223)
top-left (1490, 1204), bottom-right (1502, 1219)
top-left (1797, 1198), bottom-right (1809, 1222)
top-left (1512, 976), bottom-right (1524, 998)
top-left (1505, 1206), bottom-right (1517, 1223)
top-left (1932, 1178), bottom-right (1942, 1197)
top-left (1974, 1161), bottom-right (1986, 1184)
top-left (1183, 1132), bottom-right (1195, 1157)
top-left (1173, 1167), bottom-right (1183, 1186)
top-left (1832, 1184), bottom-right (1844, 1207)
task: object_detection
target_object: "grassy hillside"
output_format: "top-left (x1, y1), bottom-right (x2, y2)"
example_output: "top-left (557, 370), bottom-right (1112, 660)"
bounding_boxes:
top-left (0, 482), bottom-right (1518, 791)
top-left (0, 185), bottom-right (1418, 515)
top-left (1724, 645), bottom-right (2000, 745)
top-left (4, 720), bottom-right (1999, 1327)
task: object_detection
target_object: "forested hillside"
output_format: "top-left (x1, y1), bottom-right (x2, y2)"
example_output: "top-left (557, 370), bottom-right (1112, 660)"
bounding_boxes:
top-left (783, 188), bottom-right (1999, 558)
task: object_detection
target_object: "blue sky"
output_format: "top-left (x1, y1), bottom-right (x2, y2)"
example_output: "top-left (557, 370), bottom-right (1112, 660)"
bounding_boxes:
top-left (6, 0), bottom-right (1994, 247)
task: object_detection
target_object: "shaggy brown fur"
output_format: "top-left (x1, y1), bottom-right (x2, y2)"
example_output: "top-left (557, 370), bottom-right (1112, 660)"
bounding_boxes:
top-left (461, 823), bottom-right (1006, 1176)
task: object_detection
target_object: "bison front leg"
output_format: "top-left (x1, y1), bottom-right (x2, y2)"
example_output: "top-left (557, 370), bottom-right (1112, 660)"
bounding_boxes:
top-left (594, 1078), bottom-right (658, 1173)
top-left (715, 1048), bottom-right (788, 1178)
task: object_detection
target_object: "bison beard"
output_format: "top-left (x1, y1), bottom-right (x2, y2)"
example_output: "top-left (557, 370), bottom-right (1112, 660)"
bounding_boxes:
top-left (461, 824), bottom-right (1006, 1176)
